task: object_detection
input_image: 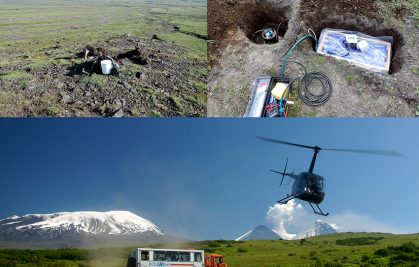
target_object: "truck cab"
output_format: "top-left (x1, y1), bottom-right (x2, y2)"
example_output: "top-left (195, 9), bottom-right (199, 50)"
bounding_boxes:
top-left (205, 254), bottom-right (227, 267)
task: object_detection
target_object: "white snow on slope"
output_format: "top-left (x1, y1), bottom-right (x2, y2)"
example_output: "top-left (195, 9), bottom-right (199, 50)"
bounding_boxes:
top-left (294, 220), bottom-right (337, 240)
top-left (235, 229), bottom-right (253, 241)
top-left (2, 221), bottom-right (22, 225)
top-left (13, 211), bottom-right (163, 235)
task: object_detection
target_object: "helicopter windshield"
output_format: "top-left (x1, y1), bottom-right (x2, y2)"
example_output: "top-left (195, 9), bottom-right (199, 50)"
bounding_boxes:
top-left (314, 175), bottom-right (324, 192)
top-left (301, 173), bottom-right (324, 194)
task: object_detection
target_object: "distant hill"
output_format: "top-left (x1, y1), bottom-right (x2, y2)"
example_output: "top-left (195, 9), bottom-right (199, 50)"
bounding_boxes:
top-left (235, 225), bottom-right (281, 241)
top-left (236, 221), bottom-right (337, 241)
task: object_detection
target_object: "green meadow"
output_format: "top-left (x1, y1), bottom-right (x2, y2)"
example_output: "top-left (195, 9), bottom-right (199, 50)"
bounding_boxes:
top-left (0, 0), bottom-right (207, 117)
top-left (0, 0), bottom-right (206, 57)
top-left (1, 233), bottom-right (418, 267)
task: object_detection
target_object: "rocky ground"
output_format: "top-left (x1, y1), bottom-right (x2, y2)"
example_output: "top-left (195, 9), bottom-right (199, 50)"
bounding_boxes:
top-left (208, 0), bottom-right (419, 117)
top-left (1, 36), bottom-right (206, 117)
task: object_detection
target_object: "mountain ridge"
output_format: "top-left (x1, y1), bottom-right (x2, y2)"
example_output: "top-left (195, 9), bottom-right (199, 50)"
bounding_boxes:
top-left (0, 210), bottom-right (182, 248)
top-left (236, 221), bottom-right (337, 241)
top-left (294, 220), bottom-right (337, 240)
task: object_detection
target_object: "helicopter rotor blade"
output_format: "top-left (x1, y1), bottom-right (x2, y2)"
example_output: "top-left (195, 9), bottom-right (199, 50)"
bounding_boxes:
top-left (322, 148), bottom-right (405, 158)
top-left (257, 137), bottom-right (318, 150)
top-left (257, 137), bottom-right (405, 158)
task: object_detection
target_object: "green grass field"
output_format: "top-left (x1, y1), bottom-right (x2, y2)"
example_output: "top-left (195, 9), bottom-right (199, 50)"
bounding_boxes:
top-left (0, 0), bottom-right (207, 117)
top-left (1, 233), bottom-right (418, 267)
top-left (0, 0), bottom-right (206, 56)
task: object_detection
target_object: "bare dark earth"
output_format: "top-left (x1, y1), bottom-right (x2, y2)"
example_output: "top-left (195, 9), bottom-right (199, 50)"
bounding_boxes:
top-left (208, 0), bottom-right (419, 117)
top-left (1, 37), bottom-right (206, 117)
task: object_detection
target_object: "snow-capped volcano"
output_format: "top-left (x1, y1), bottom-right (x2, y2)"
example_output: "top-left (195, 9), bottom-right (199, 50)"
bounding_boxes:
top-left (235, 225), bottom-right (281, 241)
top-left (236, 221), bottom-right (337, 242)
top-left (0, 211), bottom-right (177, 248)
top-left (11, 211), bottom-right (163, 235)
top-left (294, 220), bottom-right (337, 240)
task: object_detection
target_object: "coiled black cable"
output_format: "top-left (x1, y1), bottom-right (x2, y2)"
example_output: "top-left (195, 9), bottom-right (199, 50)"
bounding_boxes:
top-left (279, 61), bottom-right (333, 106)
top-left (298, 72), bottom-right (333, 106)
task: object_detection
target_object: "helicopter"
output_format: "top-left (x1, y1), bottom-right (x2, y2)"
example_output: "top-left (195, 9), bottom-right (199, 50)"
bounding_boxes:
top-left (258, 137), bottom-right (405, 216)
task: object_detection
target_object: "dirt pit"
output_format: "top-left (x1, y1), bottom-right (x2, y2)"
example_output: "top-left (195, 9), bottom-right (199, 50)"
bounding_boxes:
top-left (241, 3), bottom-right (289, 44)
top-left (208, 0), bottom-right (419, 117)
top-left (117, 47), bottom-right (151, 65)
top-left (208, 0), bottom-right (294, 52)
top-left (299, 3), bottom-right (405, 74)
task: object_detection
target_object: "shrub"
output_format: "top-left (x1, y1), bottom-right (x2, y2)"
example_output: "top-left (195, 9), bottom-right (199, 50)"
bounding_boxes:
top-left (205, 248), bottom-right (215, 253)
top-left (396, 242), bottom-right (417, 253)
top-left (375, 248), bottom-right (389, 257)
top-left (206, 241), bottom-right (221, 248)
top-left (361, 255), bottom-right (370, 262)
top-left (311, 260), bottom-right (322, 267)
top-left (236, 248), bottom-right (248, 253)
top-left (324, 262), bottom-right (344, 267)
top-left (336, 237), bottom-right (384, 246)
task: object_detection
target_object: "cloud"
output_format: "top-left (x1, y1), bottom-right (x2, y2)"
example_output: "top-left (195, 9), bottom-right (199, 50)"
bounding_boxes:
top-left (266, 202), bottom-right (412, 239)
top-left (326, 211), bottom-right (407, 234)
top-left (266, 200), bottom-right (307, 240)
top-left (329, 223), bottom-right (340, 230)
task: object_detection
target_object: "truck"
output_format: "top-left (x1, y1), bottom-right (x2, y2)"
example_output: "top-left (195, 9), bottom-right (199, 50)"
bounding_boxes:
top-left (127, 248), bottom-right (227, 267)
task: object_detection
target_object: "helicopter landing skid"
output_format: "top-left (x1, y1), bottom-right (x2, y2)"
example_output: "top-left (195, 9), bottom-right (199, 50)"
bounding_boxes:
top-left (277, 194), bottom-right (296, 204)
top-left (308, 202), bottom-right (329, 216)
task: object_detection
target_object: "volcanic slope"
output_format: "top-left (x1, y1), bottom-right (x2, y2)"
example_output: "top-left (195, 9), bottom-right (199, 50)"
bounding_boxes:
top-left (0, 211), bottom-right (178, 248)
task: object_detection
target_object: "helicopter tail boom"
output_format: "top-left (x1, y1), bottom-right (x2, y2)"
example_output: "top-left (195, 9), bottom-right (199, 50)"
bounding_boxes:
top-left (270, 170), bottom-right (298, 179)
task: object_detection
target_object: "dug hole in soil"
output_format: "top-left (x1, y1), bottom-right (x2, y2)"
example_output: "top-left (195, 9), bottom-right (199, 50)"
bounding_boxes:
top-left (208, 0), bottom-right (419, 117)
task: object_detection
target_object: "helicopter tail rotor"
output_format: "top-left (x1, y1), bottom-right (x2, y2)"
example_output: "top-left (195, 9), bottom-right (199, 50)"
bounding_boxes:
top-left (270, 159), bottom-right (297, 186)
top-left (280, 158), bottom-right (288, 187)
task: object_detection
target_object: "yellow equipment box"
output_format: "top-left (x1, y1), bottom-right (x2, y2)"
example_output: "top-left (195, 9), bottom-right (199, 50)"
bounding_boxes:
top-left (271, 82), bottom-right (289, 100)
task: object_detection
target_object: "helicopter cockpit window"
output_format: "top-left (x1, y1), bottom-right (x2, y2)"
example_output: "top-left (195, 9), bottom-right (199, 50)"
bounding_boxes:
top-left (313, 179), bottom-right (321, 193)
top-left (315, 176), bottom-right (325, 190)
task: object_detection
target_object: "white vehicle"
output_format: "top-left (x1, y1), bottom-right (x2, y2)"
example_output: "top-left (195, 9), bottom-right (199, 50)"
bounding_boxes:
top-left (128, 248), bottom-right (204, 267)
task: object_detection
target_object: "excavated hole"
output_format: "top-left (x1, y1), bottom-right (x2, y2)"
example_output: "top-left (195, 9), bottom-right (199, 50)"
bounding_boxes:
top-left (117, 47), bottom-right (149, 65)
top-left (309, 19), bottom-right (404, 74)
top-left (241, 3), bottom-right (289, 44)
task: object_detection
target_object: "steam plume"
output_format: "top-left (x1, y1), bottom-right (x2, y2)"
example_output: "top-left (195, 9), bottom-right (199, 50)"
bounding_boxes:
top-left (266, 200), bottom-right (303, 240)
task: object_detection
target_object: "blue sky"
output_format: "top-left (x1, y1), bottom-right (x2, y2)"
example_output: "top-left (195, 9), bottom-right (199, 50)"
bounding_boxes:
top-left (0, 119), bottom-right (418, 240)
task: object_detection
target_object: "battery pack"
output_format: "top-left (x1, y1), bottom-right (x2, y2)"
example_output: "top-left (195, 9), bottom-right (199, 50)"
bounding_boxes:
top-left (244, 77), bottom-right (291, 117)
